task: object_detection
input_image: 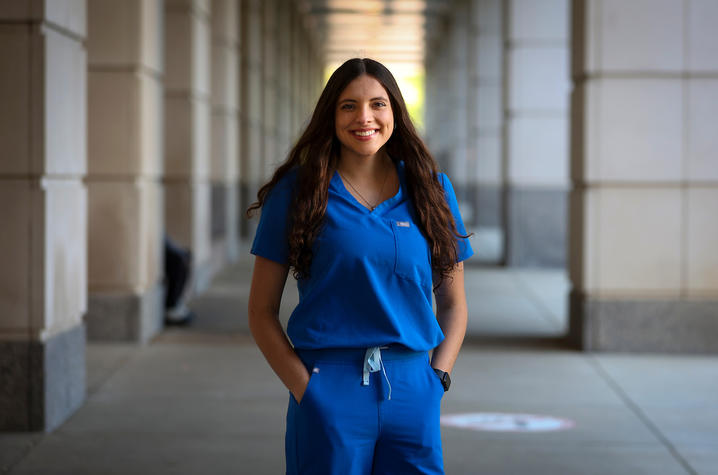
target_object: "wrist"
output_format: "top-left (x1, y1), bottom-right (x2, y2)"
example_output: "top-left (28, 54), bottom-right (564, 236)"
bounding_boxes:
top-left (432, 367), bottom-right (451, 392)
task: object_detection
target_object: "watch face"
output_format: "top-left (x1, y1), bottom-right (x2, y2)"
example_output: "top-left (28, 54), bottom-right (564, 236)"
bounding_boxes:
top-left (443, 372), bottom-right (451, 391)
top-left (433, 368), bottom-right (450, 391)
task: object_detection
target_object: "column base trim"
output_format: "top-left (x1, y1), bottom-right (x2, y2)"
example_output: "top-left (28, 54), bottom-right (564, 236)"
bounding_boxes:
top-left (85, 283), bottom-right (164, 343)
top-left (569, 290), bottom-right (718, 353)
top-left (506, 187), bottom-right (567, 268)
top-left (0, 324), bottom-right (86, 432)
top-left (462, 183), bottom-right (503, 228)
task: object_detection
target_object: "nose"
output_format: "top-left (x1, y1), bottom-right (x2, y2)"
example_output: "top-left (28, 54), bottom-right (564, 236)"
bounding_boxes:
top-left (355, 104), bottom-right (372, 124)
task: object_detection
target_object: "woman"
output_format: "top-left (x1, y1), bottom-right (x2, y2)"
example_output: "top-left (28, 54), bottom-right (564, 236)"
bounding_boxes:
top-left (247, 58), bottom-right (472, 475)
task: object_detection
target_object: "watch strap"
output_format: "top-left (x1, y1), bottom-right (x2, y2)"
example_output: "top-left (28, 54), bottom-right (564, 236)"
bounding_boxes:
top-left (433, 368), bottom-right (451, 392)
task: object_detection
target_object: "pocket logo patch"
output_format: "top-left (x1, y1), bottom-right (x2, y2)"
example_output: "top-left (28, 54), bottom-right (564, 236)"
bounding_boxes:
top-left (396, 221), bottom-right (410, 227)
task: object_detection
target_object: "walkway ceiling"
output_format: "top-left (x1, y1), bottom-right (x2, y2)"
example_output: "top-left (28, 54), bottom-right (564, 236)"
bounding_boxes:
top-left (301, 0), bottom-right (450, 70)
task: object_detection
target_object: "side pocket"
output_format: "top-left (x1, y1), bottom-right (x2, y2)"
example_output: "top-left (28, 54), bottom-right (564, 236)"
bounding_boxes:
top-left (296, 367), bottom-right (319, 408)
top-left (426, 360), bottom-right (445, 398)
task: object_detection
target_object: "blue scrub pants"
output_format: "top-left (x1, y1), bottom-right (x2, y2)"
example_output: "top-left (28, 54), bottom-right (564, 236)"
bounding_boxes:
top-left (286, 346), bottom-right (445, 475)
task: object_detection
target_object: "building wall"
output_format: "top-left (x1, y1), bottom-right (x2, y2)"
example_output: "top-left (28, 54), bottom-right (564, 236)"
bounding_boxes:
top-left (0, 0), bottom-right (324, 432)
top-left (569, 0), bottom-right (718, 352)
top-left (0, 0), bottom-right (88, 431)
top-left (504, 0), bottom-right (570, 267)
top-left (85, 0), bottom-right (165, 342)
top-left (209, 0), bottom-right (240, 266)
top-left (427, 0), bottom-right (570, 267)
top-left (4, 0), bottom-right (716, 437)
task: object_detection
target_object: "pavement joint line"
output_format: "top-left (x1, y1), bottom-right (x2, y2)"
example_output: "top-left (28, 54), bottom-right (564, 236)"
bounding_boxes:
top-left (512, 271), bottom-right (565, 332)
top-left (86, 345), bottom-right (143, 397)
top-left (2, 434), bottom-right (44, 474)
top-left (586, 355), bottom-right (699, 475)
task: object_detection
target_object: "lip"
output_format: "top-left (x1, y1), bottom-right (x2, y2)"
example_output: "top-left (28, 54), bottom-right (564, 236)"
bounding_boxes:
top-left (350, 128), bottom-right (379, 141)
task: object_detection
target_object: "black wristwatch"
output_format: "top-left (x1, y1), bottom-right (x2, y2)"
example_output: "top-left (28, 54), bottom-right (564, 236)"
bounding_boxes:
top-left (433, 368), bottom-right (451, 392)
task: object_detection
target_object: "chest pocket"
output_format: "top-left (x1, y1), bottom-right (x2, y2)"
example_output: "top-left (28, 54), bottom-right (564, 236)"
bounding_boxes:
top-left (391, 219), bottom-right (431, 286)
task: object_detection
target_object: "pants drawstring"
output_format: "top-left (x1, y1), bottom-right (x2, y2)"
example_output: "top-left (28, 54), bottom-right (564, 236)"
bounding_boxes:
top-left (362, 346), bottom-right (392, 400)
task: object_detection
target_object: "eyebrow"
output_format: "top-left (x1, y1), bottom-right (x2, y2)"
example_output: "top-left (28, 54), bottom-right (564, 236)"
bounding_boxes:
top-left (338, 96), bottom-right (388, 104)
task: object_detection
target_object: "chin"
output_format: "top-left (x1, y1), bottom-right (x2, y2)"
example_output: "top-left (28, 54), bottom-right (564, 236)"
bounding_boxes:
top-left (355, 148), bottom-right (383, 158)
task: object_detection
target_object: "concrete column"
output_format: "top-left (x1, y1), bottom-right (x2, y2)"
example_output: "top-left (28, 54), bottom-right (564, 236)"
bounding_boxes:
top-left (289, 9), bottom-right (301, 141)
top-left (312, 48), bottom-right (322, 101)
top-left (0, 0), bottom-right (87, 431)
top-left (210, 0), bottom-right (239, 264)
top-left (85, 0), bottom-right (164, 342)
top-left (235, 0), bottom-right (243, 241)
top-left (447, 0), bottom-right (470, 203)
top-left (570, 0), bottom-right (718, 352)
top-left (425, 19), bottom-right (452, 170)
top-left (239, 0), bottom-right (262, 237)
top-left (276, 3), bottom-right (292, 158)
top-left (164, 0), bottom-right (213, 291)
top-left (425, 35), bottom-right (448, 160)
top-left (503, 0), bottom-right (570, 267)
top-left (467, 0), bottom-right (504, 261)
top-left (289, 7), bottom-right (303, 140)
top-left (424, 56), bottom-right (435, 147)
top-left (440, 26), bottom-right (453, 171)
top-left (302, 30), bottom-right (310, 121)
top-left (300, 25), bottom-right (312, 122)
top-left (262, 0), bottom-right (279, 179)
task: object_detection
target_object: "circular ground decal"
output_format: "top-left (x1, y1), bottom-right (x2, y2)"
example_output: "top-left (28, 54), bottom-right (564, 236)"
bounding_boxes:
top-left (440, 412), bottom-right (575, 432)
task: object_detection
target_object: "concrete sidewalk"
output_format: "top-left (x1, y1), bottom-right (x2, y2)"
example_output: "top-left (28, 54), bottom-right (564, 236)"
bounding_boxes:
top-left (2, 257), bottom-right (717, 474)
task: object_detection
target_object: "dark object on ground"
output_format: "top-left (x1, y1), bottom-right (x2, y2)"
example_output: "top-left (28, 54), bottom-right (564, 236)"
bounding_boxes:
top-left (164, 236), bottom-right (195, 325)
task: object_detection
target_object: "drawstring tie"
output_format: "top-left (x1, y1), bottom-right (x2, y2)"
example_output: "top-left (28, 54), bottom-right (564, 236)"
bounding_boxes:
top-left (362, 346), bottom-right (392, 400)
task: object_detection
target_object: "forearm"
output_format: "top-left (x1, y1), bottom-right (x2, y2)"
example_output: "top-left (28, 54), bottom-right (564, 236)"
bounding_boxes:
top-left (248, 310), bottom-right (309, 399)
top-left (430, 301), bottom-right (468, 373)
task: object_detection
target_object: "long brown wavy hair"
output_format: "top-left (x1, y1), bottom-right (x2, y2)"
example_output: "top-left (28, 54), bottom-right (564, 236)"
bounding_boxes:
top-left (246, 58), bottom-right (471, 289)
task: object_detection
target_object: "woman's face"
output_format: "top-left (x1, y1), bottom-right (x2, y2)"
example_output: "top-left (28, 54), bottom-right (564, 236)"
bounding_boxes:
top-left (335, 75), bottom-right (394, 161)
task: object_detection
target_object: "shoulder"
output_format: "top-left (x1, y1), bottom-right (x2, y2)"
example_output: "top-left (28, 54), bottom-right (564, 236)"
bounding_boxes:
top-left (265, 167), bottom-right (298, 200)
top-left (436, 172), bottom-right (452, 192)
top-left (274, 167), bottom-right (299, 192)
top-left (260, 167), bottom-right (299, 218)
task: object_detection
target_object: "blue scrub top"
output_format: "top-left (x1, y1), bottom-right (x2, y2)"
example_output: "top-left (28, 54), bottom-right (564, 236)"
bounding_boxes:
top-left (250, 160), bottom-right (473, 352)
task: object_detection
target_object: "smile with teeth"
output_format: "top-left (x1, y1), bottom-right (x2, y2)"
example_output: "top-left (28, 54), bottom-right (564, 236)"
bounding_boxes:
top-left (353, 129), bottom-right (377, 137)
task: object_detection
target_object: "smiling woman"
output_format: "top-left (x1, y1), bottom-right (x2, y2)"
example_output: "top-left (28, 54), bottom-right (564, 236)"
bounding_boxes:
top-left (246, 58), bottom-right (473, 475)
top-left (335, 75), bottom-right (394, 154)
top-left (334, 75), bottom-right (396, 210)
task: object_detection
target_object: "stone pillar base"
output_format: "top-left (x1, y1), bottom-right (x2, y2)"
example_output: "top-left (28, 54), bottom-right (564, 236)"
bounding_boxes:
top-left (506, 187), bottom-right (567, 268)
top-left (203, 237), bottom-right (230, 290)
top-left (0, 325), bottom-right (86, 431)
top-left (211, 183), bottom-right (228, 240)
top-left (465, 183), bottom-right (502, 228)
top-left (569, 290), bottom-right (718, 353)
top-left (85, 283), bottom-right (164, 343)
top-left (191, 257), bottom-right (215, 296)
top-left (211, 184), bottom-right (239, 263)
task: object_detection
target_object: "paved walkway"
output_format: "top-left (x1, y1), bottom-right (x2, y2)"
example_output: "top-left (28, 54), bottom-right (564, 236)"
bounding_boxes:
top-left (2, 255), bottom-right (717, 474)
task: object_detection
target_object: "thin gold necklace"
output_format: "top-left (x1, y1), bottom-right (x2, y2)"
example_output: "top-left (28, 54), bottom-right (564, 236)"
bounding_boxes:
top-left (338, 161), bottom-right (390, 211)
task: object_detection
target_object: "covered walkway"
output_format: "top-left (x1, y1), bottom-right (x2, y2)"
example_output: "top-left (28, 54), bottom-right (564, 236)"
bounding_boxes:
top-left (2, 254), bottom-right (716, 474)
top-left (2, 1), bottom-right (718, 473)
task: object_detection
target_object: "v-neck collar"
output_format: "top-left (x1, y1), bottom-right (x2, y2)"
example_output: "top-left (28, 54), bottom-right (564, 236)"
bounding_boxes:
top-left (331, 159), bottom-right (405, 214)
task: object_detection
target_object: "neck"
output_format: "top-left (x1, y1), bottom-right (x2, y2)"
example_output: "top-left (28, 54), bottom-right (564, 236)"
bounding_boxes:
top-left (337, 150), bottom-right (391, 180)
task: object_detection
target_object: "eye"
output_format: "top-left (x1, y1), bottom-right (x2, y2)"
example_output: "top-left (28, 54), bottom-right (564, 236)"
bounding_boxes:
top-left (340, 103), bottom-right (354, 111)
top-left (373, 101), bottom-right (387, 108)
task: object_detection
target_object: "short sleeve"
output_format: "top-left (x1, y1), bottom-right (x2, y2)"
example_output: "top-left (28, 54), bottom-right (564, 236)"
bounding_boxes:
top-left (439, 173), bottom-right (474, 262)
top-left (250, 174), bottom-right (296, 265)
